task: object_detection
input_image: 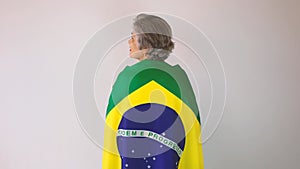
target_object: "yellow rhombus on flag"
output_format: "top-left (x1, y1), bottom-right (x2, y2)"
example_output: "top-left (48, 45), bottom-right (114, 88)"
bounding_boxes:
top-left (102, 59), bottom-right (204, 169)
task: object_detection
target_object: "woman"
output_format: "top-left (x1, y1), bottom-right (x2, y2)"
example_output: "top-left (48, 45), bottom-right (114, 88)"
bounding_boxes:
top-left (102, 13), bottom-right (204, 169)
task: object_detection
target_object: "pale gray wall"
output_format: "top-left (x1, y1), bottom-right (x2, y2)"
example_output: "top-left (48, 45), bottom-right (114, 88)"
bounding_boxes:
top-left (1, 0), bottom-right (299, 169)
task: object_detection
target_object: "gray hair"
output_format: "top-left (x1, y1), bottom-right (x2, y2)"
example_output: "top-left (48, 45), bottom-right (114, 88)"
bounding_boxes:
top-left (132, 13), bottom-right (175, 61)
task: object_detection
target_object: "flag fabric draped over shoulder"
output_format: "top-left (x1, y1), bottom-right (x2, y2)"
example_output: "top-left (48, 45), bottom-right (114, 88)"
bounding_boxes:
top-left (102, 59), bottom-right (204, 169)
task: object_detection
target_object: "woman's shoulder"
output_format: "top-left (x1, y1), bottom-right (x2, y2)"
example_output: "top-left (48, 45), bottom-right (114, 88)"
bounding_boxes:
top-left (127, 59), bottom-right (182, 70)
top-left (122, 60), bottom-right (187, 78)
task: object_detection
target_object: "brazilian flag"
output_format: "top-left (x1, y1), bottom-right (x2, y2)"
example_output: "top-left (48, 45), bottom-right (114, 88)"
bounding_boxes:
top-left (102, 59), bottom-right (204, 169)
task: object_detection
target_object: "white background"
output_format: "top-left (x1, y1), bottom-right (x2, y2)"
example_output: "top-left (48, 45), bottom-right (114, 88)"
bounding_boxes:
top-left (1, 0), bottom-right (299, 169)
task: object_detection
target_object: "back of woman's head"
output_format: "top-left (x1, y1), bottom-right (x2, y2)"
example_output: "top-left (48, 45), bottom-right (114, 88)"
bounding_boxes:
top-left (133, 13), bottom-right (175, 61)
